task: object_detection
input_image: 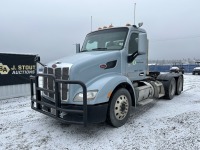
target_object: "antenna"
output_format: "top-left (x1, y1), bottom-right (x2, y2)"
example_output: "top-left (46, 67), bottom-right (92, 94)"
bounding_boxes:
top-left (91, 16), bottom-right (93, 32)
top-left (134, 3), bottom-right (136, 25)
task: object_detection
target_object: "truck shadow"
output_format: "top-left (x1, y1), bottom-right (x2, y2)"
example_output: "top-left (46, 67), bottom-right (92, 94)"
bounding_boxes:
top-left (54, 100), bottom-right (159, 135)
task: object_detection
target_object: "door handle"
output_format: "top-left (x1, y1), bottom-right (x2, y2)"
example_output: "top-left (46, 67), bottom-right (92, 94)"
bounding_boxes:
top-left (139, 72), bottom-right (144, 76)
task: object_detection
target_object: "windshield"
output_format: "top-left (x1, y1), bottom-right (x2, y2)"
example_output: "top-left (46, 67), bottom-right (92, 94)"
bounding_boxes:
top-left (81, 27), bottom-right (128, 52)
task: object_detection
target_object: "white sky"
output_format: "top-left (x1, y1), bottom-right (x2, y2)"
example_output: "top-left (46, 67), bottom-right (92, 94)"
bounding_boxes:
top-left (0, 0), bottom-right (200, 63)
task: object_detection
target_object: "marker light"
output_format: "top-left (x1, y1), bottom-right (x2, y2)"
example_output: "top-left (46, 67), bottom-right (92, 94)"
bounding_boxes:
top-left (109, 24), bottom-right (113, 28)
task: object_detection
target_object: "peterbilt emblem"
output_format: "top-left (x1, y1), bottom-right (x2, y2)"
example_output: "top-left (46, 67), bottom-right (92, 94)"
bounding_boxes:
top-left (100, 64), bottom-right (107, 69)
top-left (52, 64), bottom-right (57, 68)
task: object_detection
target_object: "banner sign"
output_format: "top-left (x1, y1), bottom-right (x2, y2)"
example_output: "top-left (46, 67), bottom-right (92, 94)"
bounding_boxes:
top-left (0, 53), bottom-right (38, 86)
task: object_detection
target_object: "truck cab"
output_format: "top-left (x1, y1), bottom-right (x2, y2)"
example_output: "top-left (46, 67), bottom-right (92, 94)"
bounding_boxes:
top-left (31, 24), bottom-right (183, 127)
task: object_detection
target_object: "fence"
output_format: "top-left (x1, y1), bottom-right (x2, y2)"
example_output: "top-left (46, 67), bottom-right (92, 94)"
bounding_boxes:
top-left (149, 64), bottom-right (197, 73)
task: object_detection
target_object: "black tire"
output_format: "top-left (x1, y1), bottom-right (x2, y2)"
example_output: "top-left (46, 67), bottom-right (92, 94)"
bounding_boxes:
top-left (107, 88), bottom-right (132, 127)
top-left (192, 72), bottom-right (195, 75)
top-left (176, 76), bottom-right (183, 95)
top-left (164, 77), bottom-right (176, 100)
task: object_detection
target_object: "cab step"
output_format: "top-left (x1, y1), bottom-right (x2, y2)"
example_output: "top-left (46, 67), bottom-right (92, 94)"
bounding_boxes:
top-left (138, 99), bottom-right (154, 106)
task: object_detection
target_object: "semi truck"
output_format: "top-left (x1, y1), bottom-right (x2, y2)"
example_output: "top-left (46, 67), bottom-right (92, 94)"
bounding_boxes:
top-left (30, 23), bottom-right (183, 127)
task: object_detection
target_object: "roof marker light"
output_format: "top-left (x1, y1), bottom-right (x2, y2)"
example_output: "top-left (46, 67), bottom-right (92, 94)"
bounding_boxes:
top-left (109, 24), bottom-right (113, 28)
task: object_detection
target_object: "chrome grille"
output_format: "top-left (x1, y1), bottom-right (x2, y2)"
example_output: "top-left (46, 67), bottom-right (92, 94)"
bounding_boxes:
top-left (43, 67), bottom-right (69, 101)
top-left (43, 67), bottom-right (48, 95)
top-left (62, 67), bottom-right (69, 100)
top-left (48, 68), bottom-right (54, 99)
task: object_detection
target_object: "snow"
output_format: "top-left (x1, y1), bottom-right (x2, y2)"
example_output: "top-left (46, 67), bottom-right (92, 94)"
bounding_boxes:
top-left (1, 74), bottom-right (200, 150)
top-left (170, 66), bottom-right (179, 70)
top-left (194, 67), bottom-right (200, 70)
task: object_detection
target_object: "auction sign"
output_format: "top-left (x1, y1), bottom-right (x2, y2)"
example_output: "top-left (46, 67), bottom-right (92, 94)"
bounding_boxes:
top-left (0, 53), bottom-right (38, 86)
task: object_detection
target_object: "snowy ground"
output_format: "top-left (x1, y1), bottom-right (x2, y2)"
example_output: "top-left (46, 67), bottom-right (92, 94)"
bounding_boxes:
top-left (1, 74), bottom-right (200, 150)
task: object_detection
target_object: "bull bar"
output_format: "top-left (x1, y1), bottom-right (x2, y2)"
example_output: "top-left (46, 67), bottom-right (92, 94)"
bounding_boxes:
top-left (30, 74), bottom-right (88, 126)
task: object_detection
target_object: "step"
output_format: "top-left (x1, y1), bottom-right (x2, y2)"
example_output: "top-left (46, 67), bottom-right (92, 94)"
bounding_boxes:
top-left (138, 98), bottom-right (154, 106)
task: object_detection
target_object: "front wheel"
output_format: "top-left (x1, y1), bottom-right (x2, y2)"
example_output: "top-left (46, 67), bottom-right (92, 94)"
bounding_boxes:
top-left (107, 88), bottom-right (132, 127)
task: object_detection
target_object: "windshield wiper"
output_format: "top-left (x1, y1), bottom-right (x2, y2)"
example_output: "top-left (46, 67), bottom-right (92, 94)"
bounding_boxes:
top-left (92, 48), bottom-right (107, 51)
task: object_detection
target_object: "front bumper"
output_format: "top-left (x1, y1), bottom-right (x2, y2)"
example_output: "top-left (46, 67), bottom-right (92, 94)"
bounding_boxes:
top-left (30, 74), bottom-right (108, 126)
top-left (41, 96), bottom-right (108, 124)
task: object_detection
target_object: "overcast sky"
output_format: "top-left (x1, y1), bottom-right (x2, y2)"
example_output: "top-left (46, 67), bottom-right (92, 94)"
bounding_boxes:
top-left (0, 0), bottom-right (200, 63)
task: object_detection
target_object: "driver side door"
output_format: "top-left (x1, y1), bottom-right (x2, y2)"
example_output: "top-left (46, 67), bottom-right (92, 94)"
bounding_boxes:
top-left (126, 32), bottom-right (147, 81)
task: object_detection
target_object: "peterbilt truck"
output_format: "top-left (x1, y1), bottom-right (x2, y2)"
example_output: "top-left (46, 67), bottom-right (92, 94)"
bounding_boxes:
top-left (30, 23), bottom-right (183, 127)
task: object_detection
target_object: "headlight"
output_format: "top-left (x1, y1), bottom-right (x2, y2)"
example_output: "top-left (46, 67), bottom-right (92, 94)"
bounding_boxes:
top-left (74, 90), bottom-right (98, 101)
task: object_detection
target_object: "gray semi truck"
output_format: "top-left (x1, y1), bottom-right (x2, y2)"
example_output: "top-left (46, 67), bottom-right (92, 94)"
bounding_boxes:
top-left (30, 23), bottom-right (183, 127)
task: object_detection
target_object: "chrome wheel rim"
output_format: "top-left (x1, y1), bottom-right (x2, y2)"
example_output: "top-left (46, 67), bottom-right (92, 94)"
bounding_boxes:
top-left (114, 95), bottom-right (129, 120)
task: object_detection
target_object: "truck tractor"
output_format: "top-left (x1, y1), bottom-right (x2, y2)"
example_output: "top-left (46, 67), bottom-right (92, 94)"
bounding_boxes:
top-left (30, 23), bottom-right (184, 127)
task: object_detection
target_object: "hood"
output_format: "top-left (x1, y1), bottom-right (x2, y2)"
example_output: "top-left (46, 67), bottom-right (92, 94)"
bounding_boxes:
top-left (46, 50), bottom-right (121, 82)
top-left (47, 51), bottom-right (120, 67)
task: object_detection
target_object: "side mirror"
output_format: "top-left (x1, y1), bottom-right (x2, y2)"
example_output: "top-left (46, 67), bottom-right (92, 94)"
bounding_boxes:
top-left (34, 55), bottom-right (40, 63)
top-left (34, 55), bottom-right (45, 67)
top-left (138, 33), bottom-right (148, 55)
top-left (76, 43), bottom-right (80, 53)
top-left (138, 22), bottom-right (143, 28)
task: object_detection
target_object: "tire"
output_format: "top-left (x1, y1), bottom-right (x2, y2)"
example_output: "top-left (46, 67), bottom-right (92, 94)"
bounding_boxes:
top-left (107, 88), bottom-right (132, 127)
top-left (176, 76), bottom-right (183, 95)
top-left (164, 77), bottom-right (176, 100)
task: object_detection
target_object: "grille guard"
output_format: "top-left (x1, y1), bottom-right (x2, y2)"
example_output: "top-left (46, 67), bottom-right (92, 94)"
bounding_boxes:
top-left (30, 74), bottom-right (88, 126)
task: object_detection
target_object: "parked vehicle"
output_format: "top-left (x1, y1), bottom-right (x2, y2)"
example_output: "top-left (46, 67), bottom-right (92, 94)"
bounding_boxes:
top-left (170, 62), bottom-right (184, 74)
top-left (30, 23), bottom-right (184, 127)
top-left (192, 61), bottom-right (200, 75)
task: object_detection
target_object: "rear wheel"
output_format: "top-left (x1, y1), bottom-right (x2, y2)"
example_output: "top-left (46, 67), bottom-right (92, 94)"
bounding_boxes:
top-left (164, 77), bottom-right (176, 100)
top-left (107, 88), bottom-right (132, 127)
top-left (176, 76), bottom-right (183, 95)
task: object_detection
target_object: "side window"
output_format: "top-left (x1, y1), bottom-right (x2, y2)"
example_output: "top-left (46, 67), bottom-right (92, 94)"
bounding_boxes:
top-left (128, 33), bottom-right (138, 54)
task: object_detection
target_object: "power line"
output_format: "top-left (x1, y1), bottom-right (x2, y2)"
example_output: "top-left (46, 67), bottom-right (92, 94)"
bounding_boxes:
top-left (151, 34), bottom-right (200, 42)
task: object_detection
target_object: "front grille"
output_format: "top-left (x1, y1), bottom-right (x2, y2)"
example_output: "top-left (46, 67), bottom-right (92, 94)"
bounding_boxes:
top-left (43, 67), bottom-right (69, 101)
